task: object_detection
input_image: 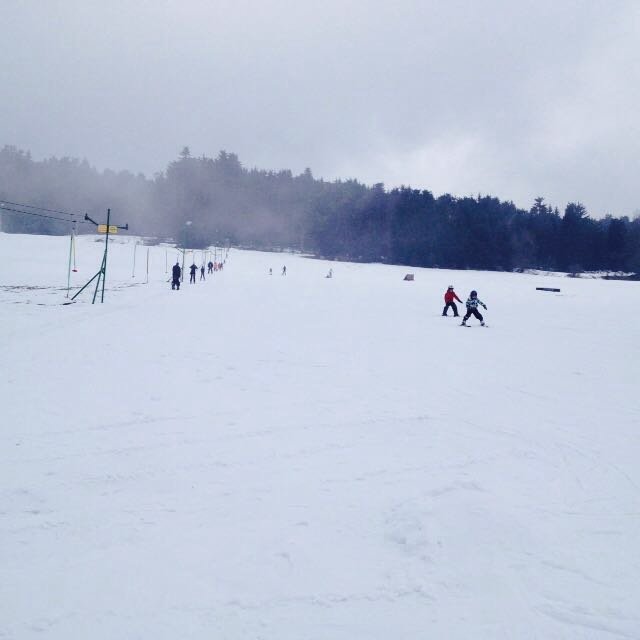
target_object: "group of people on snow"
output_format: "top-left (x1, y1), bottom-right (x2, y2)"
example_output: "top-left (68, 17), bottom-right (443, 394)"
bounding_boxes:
top-left (171, 259), bottom-right (225, 290)
top-left (268, 266), bottom-right (288, 276)
top-left (267, 265), bottom-right (333, 278)
top-left (442, 285), bottom-right (488, 326)
top-left (172, 260), bottom-right (486, 327)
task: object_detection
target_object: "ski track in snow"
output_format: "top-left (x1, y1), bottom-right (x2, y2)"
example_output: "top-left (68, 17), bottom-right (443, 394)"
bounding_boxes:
top-left (1, 232), bottom-right (640, 639)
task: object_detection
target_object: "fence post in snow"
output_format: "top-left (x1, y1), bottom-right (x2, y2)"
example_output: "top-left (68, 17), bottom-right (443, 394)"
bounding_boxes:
top-left (66, 225), bottom-right (74, 298)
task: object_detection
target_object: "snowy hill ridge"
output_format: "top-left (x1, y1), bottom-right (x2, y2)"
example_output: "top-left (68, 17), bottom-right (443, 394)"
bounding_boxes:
top-left (1, 232), bottom-right (639, 639)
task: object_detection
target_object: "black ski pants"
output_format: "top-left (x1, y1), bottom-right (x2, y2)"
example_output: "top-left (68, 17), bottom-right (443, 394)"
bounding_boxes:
top-left (171, 278), bottom-right (180, 290)
top-left (463, 307), bottom-right (483, 323)
top-left (190, 273), bottom-right (196, 283)
top-left (442, 302), bottom-right (459, 316)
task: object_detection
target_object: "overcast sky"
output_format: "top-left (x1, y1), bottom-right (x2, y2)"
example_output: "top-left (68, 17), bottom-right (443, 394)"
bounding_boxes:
top-left (1, 0), bottom-right (638, 217)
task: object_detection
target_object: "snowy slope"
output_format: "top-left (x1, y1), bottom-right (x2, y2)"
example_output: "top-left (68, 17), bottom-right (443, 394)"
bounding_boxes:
top-left (1, 232), bottom-right (639, 639)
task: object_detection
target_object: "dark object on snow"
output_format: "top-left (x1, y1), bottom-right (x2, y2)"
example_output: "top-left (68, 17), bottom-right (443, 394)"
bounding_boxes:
top-left (171, 262), bottom-right (181, 290)
top-left (403, 274), bottom-right (414, 281)
top-left (536, 287), bottom-right (561, 292)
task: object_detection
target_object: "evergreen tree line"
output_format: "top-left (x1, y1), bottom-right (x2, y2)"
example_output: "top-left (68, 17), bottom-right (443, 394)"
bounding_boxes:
top-left (1, 144), bottom-right (639, 273)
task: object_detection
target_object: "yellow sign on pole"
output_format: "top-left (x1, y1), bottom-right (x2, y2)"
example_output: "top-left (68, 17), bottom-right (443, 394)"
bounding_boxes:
top-left (98, 225), bottom-right (118, 234)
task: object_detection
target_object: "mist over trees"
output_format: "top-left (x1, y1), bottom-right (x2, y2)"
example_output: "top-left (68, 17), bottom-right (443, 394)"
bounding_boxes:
top-left (1, 144), bottom-right (639, 273)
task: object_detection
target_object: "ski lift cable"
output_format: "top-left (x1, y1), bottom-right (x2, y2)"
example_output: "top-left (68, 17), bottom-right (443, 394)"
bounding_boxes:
top-left (0, 199), bottom-right (84, 218)
top-left (0, 204), bottom-right (87, 224)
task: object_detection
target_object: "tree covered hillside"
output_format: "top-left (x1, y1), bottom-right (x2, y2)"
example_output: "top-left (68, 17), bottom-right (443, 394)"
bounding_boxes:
top-left (1, 145), bottom-right (639, 272)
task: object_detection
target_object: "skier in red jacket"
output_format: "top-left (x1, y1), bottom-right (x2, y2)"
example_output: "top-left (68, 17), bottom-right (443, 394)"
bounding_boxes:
top-left (442, 285), bottom-right (462, 317)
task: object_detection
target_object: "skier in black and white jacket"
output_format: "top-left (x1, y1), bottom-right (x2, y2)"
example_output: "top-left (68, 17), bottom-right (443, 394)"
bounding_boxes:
top-left (461, 290), bottom-right (487, 326)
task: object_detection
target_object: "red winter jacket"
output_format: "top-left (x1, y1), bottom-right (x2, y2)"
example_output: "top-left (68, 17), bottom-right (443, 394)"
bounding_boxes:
top-left (444, 290), bottom-right (462, 303)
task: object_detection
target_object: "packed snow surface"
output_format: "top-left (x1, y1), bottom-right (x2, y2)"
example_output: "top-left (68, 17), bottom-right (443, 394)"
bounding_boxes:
top-left (1, 232), bottom-right (639, 639)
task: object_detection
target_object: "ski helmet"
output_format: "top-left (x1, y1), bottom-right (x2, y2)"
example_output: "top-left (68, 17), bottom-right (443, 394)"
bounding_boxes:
top-left (448, 285), bottom-right (454, 290)
top-left (470, 290), bottom-right (477, 297)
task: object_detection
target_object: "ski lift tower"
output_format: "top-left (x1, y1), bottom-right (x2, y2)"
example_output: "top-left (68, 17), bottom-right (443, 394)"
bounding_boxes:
top-left (71, 209), bottom-right (128, 303)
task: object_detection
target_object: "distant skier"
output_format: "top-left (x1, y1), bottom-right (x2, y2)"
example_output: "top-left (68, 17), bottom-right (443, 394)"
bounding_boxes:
top-left (442, 285), bottom-right (462, 317)
top-left (189, 263), bottom-right (197, 284)
top-left (282, 265), bottom-right (287, 276)
top-left (461, 290), bottom-right (487, 326)
top-left (200, 264), bottom-right (205, 280)
top-left (207, 261), bottom-right (213, 274)
top-left (171, 261), bottom-right (181, 290)
top-left (269, 268), bottom-right (273, 276)
top-left (326, 268), bottom-right (333, 278)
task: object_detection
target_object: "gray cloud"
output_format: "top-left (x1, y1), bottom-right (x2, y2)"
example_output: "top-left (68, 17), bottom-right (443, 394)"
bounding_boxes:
top-left (1, 0), bottom-right (638, 216)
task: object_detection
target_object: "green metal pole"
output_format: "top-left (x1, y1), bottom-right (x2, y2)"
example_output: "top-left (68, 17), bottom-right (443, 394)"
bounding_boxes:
top-left (66, 228), bottom-right (74, 298)
top-left (92, 254), bottom-right (104, 304)
top-left (71, 269), bottom-right (101, 301)
top-left (101, 208), bottom-right (110, 303)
